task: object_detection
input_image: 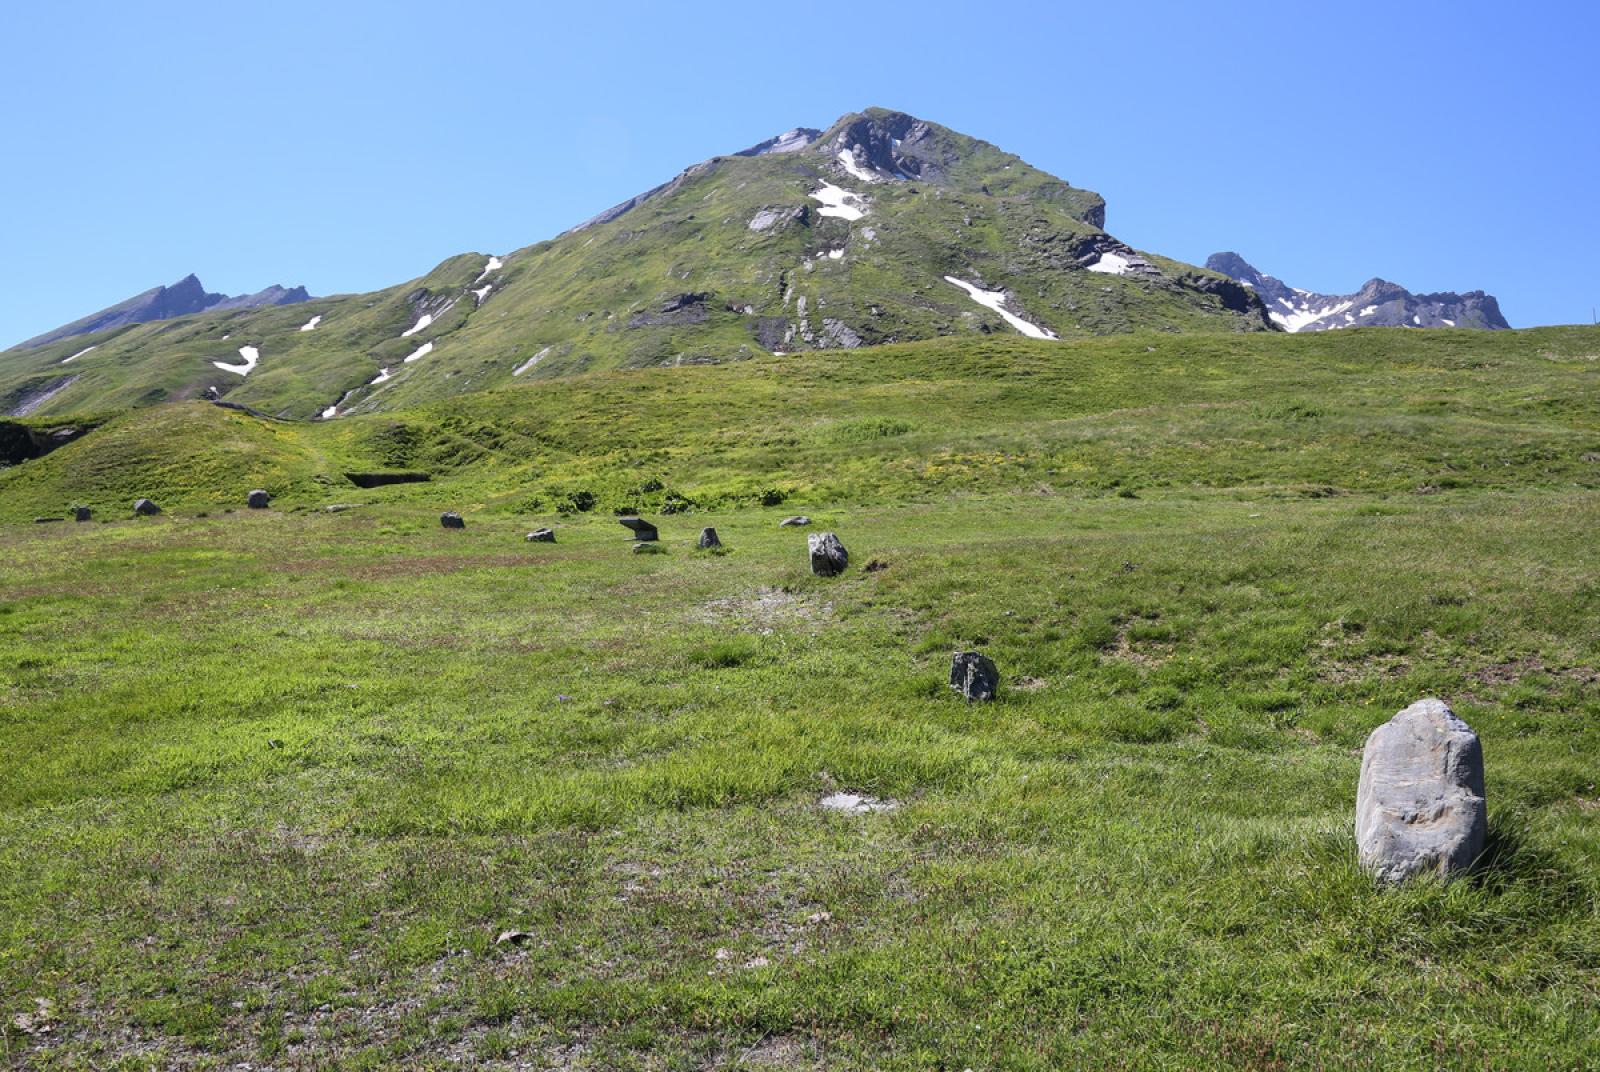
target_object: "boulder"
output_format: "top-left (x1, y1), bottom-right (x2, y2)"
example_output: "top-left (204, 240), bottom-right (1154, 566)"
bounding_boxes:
top-left (780, 515), bottom-right (812, 527)
top-left (698, 527), bottom-right (722, 549)
top-left (526, 528), bottom-right (556, 543)
top-left (72, 505), bottom-right (92, 522)
top-left (949, 652), bottom-right (999, 702)
top-left (133, 498), bottom-right (161, 516)
top-left (247, 489), bottom-right (271, 509)
top-left (808, 532), bottom-right (848, 576)
top-left (619, 517), bottom-right (658, 541)
top-left (1356, 698), bottom-right (1487, 884)
top-left (440, 512), bottom-right (465, 529)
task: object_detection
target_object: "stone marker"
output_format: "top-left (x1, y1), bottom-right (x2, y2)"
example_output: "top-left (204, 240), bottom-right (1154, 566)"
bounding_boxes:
top-left (619, 517), bottom-right (658, 541)
top-left (133, 498), bottom-right (161, 516)
top-left (526, 528), bottom-right (556, 543)
top-left (73, 505), bottom-right (92, 522)
top-left (780, 515), bottom-right (812, 527)
top-left (808, 532), bottom-right (848, 576)
top-left (698, 527), bottom-right (721, 549)
top-left (247, 489), bottom-right (271, 509)
top-left (1356, 697), bottom-right (1487, 884)
top-left (440, 512), bottom-right (465, 529)
top-left (949, 652), bottom-right (999, 702)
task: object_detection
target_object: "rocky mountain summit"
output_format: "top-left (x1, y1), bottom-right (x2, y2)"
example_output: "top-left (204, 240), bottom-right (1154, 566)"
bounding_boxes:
top-left (1205, 252), bottom-right (1509, 333)
top-left (2, 108), bottom-right (1278, 420)
top-left (11, 274), bottom-right (310, 352)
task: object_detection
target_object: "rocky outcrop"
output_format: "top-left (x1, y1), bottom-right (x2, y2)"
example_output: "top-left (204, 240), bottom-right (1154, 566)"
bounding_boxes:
top-left (0, 419), bottom-right (88, 464)
top-left (629, 294), bottom-right (711, 329)
top-left (1206, 252), bottom-right (1510, 332)
top-left (1356, 698), bottom-right (1487, 883)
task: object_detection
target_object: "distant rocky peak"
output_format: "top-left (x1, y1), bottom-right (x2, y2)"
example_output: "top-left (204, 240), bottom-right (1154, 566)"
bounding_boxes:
top-left (735, 128), bottom-right (821, 157)
top-left (1205, 252), bottom-right (1509, 333)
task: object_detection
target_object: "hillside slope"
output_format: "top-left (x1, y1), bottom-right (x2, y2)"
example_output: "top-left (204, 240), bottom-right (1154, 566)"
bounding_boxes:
top-left (4, 324), bottom-right (1595, 523)
top-left (0, 109), bottom-right (1272, 422)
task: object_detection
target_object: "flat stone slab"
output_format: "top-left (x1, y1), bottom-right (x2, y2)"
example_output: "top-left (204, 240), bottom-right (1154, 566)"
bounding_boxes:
top-left (1356, 697), bottom-right (1487, 884)
top-left (619, 517), bottom-right (658, 541)
top-left (526, 528), bottom-right (556, 542)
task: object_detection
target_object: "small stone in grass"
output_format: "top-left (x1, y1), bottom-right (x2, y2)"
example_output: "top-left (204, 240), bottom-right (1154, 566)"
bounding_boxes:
top-left (698, 526), bottom-right (721, 549)
top-left (949, 652), bottom-right (999, 702)
top-left (440, 512), bottom-right (465, 529)
top-left (526, 528), bottom-right (556, 542)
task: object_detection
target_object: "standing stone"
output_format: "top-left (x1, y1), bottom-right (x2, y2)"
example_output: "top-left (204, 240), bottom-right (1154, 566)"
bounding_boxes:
top-left (526, 528), bottom-right (556, 543)
top-left (133, 498), bottom-right (161, 516)
top-left (780, 515), bottom-right (813, 527)
top-left (619, 517), bottom-right (658, 541)
top-left (440, 512), bottom-right (465, 529)
top-left (72, 505), bottom-right (92, 522)
top-left (949, 652), bottom-right (1000, 702)
top-left (698, 527), bottom-right (721, 549)
top-left (808, 532), bottom-right (848, 576)
top-left (1356, 698), bottom-right (1487, 884)
top-left (247, 489), bottom-right (271, 509)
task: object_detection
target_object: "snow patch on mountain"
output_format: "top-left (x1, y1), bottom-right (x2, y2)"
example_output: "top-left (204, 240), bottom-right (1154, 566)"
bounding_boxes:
top-left (810, 182), bottom-right (867, 221)
top-left (837, 149), bottom-right (877, 184)
top-left (62, 345), bottom-right (96, 364)
top-left (403, 341), bottom-right (434, 364)
top-left (1087, 252), bottom-right (1135, 276)
top-left (299, 314), bottom-right (322, 332)
top-left (213, 345), bottom-right (260, 377)
top-left (475, 256), bottom-right (503, 283)
top-left (513, 346), bottom-right (552, 376)
top-left (944, 277), bottom-right (1058, 340)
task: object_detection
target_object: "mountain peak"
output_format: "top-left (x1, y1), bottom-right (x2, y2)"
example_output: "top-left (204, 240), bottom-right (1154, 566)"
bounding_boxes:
top-left (1206, 253), bottom-right (1509, 332)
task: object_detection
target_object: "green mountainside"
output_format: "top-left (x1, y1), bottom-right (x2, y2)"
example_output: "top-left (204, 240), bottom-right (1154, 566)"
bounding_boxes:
top-left (0, 109), bottom-right (1271, 422)
top-left (3, 324), bottom-right (1595, 524)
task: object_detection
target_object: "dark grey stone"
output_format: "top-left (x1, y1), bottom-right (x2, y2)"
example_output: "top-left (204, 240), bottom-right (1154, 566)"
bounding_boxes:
top-left (133, 498), bottom-right (160, 516)
top-left (780, 515), bottom-right (812, 527)
top-left (619, 517), bottom-right (658, 541)
top-left (526, 528), bottom-right (556, 543)
top-left (949, 652), bottom-right (1000, 702)
top-left (73, 505), bottom-right (92, 522)
top-left (698, 527), bottom-right (721, 549)
top-left (808, 531), bottom-right (848, 576)
top-left (1356, 698), bottom-right (1487, 884)
top-left (247, 489), bottom-right (271, 509)
top-left (440, 512), bottom-right (465, 529)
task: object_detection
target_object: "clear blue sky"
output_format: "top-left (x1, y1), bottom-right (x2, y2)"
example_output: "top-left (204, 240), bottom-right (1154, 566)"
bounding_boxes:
top-left (4, 0), bottom-right (1595, 347)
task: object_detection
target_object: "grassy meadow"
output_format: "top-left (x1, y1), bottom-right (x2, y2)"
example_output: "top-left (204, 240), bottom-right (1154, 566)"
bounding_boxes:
top-left (2, 326), bottom-right (1599, 1068)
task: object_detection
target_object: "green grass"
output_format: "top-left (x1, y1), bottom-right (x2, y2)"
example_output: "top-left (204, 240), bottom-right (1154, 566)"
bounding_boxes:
top-left (2, 326), bottom-right (1599, 1068)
